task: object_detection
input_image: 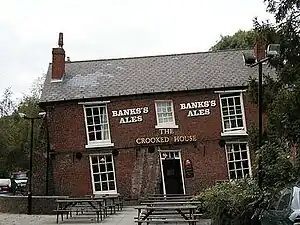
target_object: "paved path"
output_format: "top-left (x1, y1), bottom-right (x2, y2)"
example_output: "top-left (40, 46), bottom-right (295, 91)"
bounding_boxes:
top-left (0, 207), bottom-right (211, 225)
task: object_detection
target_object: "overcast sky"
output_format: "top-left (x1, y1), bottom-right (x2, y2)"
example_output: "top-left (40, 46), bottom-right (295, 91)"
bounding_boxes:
top-left (0, 0), bottom-right (272, 100)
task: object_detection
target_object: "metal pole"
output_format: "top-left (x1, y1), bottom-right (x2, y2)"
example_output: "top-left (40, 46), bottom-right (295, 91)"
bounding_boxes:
top-left (257, 62), bottom-right (263, 189)
top-left (28, 118), bottom-right (34, 215)
top-left (45, 114), bottom-right (50, 195)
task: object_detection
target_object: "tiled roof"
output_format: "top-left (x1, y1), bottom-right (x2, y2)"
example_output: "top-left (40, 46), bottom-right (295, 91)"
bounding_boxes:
top-left (40, 50), bottom-right (273, 103)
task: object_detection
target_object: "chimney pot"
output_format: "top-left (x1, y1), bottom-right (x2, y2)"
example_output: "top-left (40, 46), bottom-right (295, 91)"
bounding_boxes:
top-left (52, 33), bottom-right (65, 80)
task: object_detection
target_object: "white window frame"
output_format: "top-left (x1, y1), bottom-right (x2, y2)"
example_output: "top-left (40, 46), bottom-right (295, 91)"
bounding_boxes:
top-left (83, 104), bottom-right (114, 148)
top-left (219, 92), bottom-right (247, 136)
top-left (155, 100), bottom-right (178, 129)
top-left (225, 142), bottom-right (252, 180)
top-left (89, 153), bottom-right (118, 195)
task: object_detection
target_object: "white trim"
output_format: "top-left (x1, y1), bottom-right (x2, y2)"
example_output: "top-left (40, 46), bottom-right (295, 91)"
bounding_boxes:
top-left (219, 92), bottom-right (247, 135)
top-left (158, 149), bottom-right (186, 195)
top-left (85, 142), bottom-right (114, 148)
top-left (89, 154), bottom-right (118, 195)
top-left (155, 124), bottom-right (179, 129)
top-left (83, 104), bottom-right (113, 147)
top-left (224, 142), bottom-right (252, 179)
top-left (50, 79), bottom-right (63, 83)
top-left (215, 89), bottom-right (247, 94)
top-left (79, 101), bottom-right (111, 105)
top-left (155, 100), bottom-right (178, 129)
top-left (221, 131), bottom-right (248, 137)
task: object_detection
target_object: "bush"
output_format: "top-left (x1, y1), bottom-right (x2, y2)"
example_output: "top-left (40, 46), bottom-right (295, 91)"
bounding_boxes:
top-left (194, 178), bottom-right (261, 225)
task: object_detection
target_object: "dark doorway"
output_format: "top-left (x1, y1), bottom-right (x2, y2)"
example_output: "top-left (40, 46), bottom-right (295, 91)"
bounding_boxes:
top-left (162, 159), bottom-right (184, 194)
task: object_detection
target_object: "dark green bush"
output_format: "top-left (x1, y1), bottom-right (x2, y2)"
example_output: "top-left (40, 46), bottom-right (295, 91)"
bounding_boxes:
top-left (194, 178), bottom-right (261, 225)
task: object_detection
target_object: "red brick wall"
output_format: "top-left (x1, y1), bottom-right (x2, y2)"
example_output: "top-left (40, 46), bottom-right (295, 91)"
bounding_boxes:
top-left (43, 90), bottom-right (259, 198)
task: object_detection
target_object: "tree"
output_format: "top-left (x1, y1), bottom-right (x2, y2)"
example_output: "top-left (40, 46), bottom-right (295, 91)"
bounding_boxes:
top-left (210, 30), bottom-right (256, 51)
top-left (0, 75), bottom-right (45, 177)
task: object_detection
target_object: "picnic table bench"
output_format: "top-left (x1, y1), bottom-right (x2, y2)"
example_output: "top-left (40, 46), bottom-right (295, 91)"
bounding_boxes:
top-left (135, 204), bottom-right (199, 225)
top-left (54, 194), bottom-right (124, 223)
top-left (55, 198), bottom-right (104, 223)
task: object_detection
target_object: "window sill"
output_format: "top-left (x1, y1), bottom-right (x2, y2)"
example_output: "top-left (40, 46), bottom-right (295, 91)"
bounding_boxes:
top-left (221, 130), bottom-right (248, 137)
top-left (85, 142), bottom-right (114, 149)
top-left (93, 191), bottom-right (118, 195)
top-left (155, 124), bottom-right (179, 129)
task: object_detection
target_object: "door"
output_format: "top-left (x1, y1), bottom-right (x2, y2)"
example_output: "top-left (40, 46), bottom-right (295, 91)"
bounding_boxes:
top-left (159, 151), bottom-right (185, 195)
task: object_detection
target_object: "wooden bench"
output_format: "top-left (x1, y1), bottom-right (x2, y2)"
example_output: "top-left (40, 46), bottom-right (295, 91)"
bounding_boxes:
top-left (134, 218), bottom-right (199, 224)
top-left (54, 209), bottom-right (102, 223)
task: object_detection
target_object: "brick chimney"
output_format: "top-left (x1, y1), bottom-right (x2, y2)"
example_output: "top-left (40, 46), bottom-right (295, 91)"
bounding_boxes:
top-left (52, 33), bottom-right (65, 80)
top-left (253, 40), bottom-right (266, 62)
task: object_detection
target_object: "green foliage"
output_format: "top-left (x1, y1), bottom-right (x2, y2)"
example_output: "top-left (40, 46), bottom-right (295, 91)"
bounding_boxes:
top-left (210, 30), bottom-right (256, 51)
top-left (260, 142), bottom-right (297, 192)
top-left (195, 179), bottom-right (261, 225)
top-left (0, 75), bottom-right (44, 177)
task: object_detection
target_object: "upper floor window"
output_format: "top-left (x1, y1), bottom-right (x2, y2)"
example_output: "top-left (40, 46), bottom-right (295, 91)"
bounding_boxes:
top-left (220, 93), bottom-right (246, 135)
top-left (84, 105), bottom-right (114, 148)
top-left (155, 100), bottom-right (178, 129)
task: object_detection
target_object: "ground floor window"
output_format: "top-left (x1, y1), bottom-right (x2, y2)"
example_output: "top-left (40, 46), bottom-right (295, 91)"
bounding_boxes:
top-left (90, 154), bottom-right (117, 194)
top-left (225, 142), bottom-right (251, 179)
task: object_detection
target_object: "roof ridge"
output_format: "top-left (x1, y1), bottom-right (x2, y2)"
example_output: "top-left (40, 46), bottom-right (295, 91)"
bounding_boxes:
top-left (62, 49), bottom-right (251, 64)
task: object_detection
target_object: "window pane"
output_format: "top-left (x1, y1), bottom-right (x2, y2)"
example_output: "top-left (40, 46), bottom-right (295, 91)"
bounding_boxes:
top-left (87, 117), bottom-right (93, 125)
top-left (229, 163), bottom-right (234, 170)
top-left (88, 126), bottom-right (94, 132)
top-left (108, 172), bottom-right (114, 180)
top-left (228, 98), bottom-right (234, 105)
top-left (96, 131), bottom-right (102, 140)
top-left (89, 133), bottom-right (95, 141)
top-left (235, 161), bottom-right (242, 169)
top-left (94, 174), bottom-right (100, 182)
top-left (106, 155), bottom-right (112, 162)
top-left (236, 170), bottom-right (243, 178)
top-left (102, 182), bottom-right (108, 191)
top-left (93, 107), bottom-right (99, 115)
top-left (234, 97), bottom-right (241, 105)
top-left (109, 181), bottom-right (115, 190)
top-left (95, 182), bottom-right (101, 191)
top-left (228, 153), bottom-right (234, 161)
top-left (101, 173), bottom-right (107, 181)
top-left (94, 116), bottom-right (100, 124)
top-left (100, 164), bottom-right (106, 172)
top-left (221, 99), bottom-right (227, 107)
top-left (237, 118), bottom-right (243, 127)
top-left (223, 108), bottom-right (229, 116)
top-left (241, 151), bottom-right (248, 159)
top-left (234, 152), bottom-right (241, 160)
top-left (91, 156), bottom-right (98, 164)
top-left (93, 165), bottom-right (99, 173)
top-left (229, 171), bottom-right (236, 179)
top-left (86, 108), bottom-right (92, 116)
top-left (107, 163), bottom-right (113, 172)
top-left (242, 161), bottom-right (249, 169)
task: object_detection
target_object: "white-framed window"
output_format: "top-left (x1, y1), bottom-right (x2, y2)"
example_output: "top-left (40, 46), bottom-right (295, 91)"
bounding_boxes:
top-left (89, 154), bottom-right (117, 194)
top-left (219, 93), bottom-right (246, 135)
top-left (155, 100), bottom-right (178, 129)
top-left (84, 105), bottom-right (114, 148)
top-left (225, 142), bottom-right (251, 179)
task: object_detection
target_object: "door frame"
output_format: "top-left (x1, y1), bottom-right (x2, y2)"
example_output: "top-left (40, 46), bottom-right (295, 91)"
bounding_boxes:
top-left (158, 149), bottom-right (186, 195)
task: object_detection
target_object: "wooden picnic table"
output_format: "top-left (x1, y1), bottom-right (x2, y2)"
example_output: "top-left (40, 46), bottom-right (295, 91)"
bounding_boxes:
top-left (140, 201), bottom-right (202, 205)
top-left (55, 198), bottom-right (104, 223)
top-left (135, 205), bottom-right (198, 225)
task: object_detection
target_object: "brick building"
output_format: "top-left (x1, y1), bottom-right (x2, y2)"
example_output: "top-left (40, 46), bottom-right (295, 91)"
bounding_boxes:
top-left (38, 34), bottom-right (270, 199)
